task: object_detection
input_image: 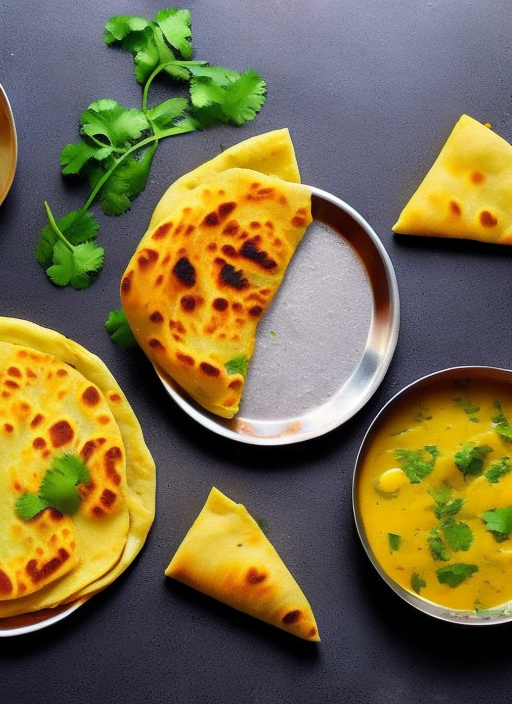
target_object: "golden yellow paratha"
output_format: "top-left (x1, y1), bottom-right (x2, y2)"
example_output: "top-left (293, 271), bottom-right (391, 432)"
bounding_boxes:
top-left (121, 130), bottom-right (312, 419)
top-left (147, 128), bottom-right (302, 233)
top-left (0, 317), bottom-right (155, 620)
top-left (393, 114), bottom-right (512, 244)
top-left (166, 487), bottom-right (320, 641)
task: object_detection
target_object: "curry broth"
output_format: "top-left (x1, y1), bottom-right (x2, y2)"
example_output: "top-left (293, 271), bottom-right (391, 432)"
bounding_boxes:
top-left (356, 376), bottom-right (512, 612)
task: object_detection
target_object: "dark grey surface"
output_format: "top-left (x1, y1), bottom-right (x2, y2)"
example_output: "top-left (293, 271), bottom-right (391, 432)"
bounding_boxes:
top-left (2, 0), bottom-right (512, 702)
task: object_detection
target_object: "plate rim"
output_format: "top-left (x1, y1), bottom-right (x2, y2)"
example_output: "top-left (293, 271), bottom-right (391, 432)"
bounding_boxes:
top-left (0, 596), bottom-right (89, 637)
top-left (157, 186), bottom-right (400, 445)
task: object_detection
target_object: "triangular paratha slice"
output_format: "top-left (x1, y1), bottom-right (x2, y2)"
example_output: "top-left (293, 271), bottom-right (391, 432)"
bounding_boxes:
top-left (121, 130), bottom-right (312, 418)
top-left (393, 114), bottom-right (512, 244)
top-left (165, 487), bottom-right (320, 641)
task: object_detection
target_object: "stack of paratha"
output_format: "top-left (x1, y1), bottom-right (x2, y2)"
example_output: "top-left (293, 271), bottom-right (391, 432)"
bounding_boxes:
top-left (0, 317), bottom-right (155, 621)
top-left (120, 129), bottom-right (313, 418)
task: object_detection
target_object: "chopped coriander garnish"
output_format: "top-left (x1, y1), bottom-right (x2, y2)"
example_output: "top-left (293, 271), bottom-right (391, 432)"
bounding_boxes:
top-left (441, 518), bottom-right (473, 552)
top-left (394, 445), bottom-right (440, 484)
top-left (482, 506), bottom-right (512, 542)
top-left (485, 456), bottom-right (511, 484)
top-left (428, 528), bottom-right (451, 562)
top-left (15, 453), bottom-right (91, 520)
top-left (428, 485), bottom-right (465, 520)
top-left (492, 402), bottom-right (512, 443)
top-left (436, 563), bottom-right (478, 588)
top-left (36, 9), bottom-right (267, 289)
top-left (454, 442), bottom-right (493, 479)
top-left (411, 572), bottom-right (426, 594)
top-left (388, 533), bottom-right (401, 552)
top-left (224, 355), bottom-right (249, 377)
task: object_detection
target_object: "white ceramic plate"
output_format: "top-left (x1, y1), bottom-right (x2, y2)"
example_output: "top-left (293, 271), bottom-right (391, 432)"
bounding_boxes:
top-left (157, 187), bottom-right (400, 445)
top-left (0, 597), bottom-right (88, 637)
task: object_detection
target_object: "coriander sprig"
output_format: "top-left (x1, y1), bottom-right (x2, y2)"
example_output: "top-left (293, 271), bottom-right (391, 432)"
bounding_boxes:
top-left (36, 8), bottom-right (267, 289)
top-left (15, 453), bottom-right (91, 520)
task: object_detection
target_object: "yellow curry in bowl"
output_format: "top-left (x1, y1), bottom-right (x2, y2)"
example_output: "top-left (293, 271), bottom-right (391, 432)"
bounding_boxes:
top-left (353, 367), bottom-right (512, 624)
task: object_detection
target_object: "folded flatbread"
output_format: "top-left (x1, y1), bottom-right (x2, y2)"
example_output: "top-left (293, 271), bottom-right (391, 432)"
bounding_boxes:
top-left (393, 114), bottom-right (512, 244)
top-left (121, 129), bottom-right (312, 418)
top-left (0, 317), bottom-right (155, 620)
top-left (166, 487), bottom-right (320, 641)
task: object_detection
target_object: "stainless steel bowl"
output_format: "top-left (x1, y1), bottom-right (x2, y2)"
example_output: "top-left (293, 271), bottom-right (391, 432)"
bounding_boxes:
top-left (0, 83), bottom-right (17, 205)
top-left (353, 365), bottom-right (512, 625)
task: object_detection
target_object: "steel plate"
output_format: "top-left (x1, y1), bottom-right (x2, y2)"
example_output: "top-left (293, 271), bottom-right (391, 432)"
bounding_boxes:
top-left (156, 186), bottom-right (400, 445)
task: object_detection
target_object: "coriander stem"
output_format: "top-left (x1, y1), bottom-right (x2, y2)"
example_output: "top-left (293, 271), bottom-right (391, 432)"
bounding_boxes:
top-left (81, 123), bottom-right (198, 212)
top-left (43, 201), bottom-right (75, 253)
top-left (142, 59), bottom-right (207, 112)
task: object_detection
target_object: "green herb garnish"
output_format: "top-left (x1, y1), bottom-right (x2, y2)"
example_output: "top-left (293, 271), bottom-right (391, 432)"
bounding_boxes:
top-left (428, 528), bottom-right (451, 561)
top-left (388, 533), bottom-right (401, 552)
top-left (224, 355), bottom-right (249, 377)
top-left (454, 442), bottom-right (493, 478)
top-left (394, 445), bottom-right (440, 484)
top-left (482, 506), bottom-right (512, 542)
top-left (436, 563), bottom-right (478, 588)
top-left (15, 453), bottom-right (91, 520)
top-left (441, 518), bottom-right (474, 552)
top-left (105, 309), bottom-right (138, 349)
top-left (492, 402), bottom-right (512, 443)
top-left (485, 456), bottom-right (511, 484)
top-left (411, 572), bottom-right (426, 594)
top-left (428, 485), bottom-right (465, 520)
top-left (36, 9), bottom-right (267, 289)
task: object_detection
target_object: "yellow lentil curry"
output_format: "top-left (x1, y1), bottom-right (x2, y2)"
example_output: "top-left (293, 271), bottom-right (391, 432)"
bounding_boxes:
top-left (356, 375), bottom-right (512, 613)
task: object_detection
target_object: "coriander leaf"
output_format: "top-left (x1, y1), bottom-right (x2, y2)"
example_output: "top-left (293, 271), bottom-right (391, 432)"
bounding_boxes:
top-left (51, 453), bottom-right (90, 485)
top-left (428, 486), bottom-right (465, 520)
top-left (492, 402), bottom-right (512, 443)
top-left (225, 355), bottom-right (249, 377)
top-left (436, 563), bottom-right (478, 588)
top-left (104, 12), bottom-right (189, 83)
top-left (453, 382), bottom-right (480, 418)
top-left (60, 141), bottom-right (99, 175)
top-left (441, 518), bottom-right (474, 552)
top-left (485, 456), bottom-right (511, 484)
top-left (105, 309), bottom-right (138, 349)
top-left (81, 99), bottom-right (150, 148)
top-left (103, 15), bottom-right (152, 44)
top-left (189, 69), bottom-right (267, 127)
top-left (39, 453), bottom-right (91, 515)
top-left (46, 240), bottom-right (104, 290)
top-left (388, 533), bottom-right (401, 552)
top-left (15, 493), bottom-right (49, 521)
top-left (411, 572), bottom-right (426, 594)
top-left (36, 209), bottom-right (99, 267)
top-left (428, 528), bottom-right (451, 561)
top-left (482, 506), bottom-right (512, 542)
top-left (394, 445), bottom-right (440, 484)
top-left (95, 143), bottom-right (157, 216)
top-left (454, 442), bottom-right (493, 478)
top-left (146, 98), bottom-right (189, 133)
top-left (155, 8), bottom-right (193, 59)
